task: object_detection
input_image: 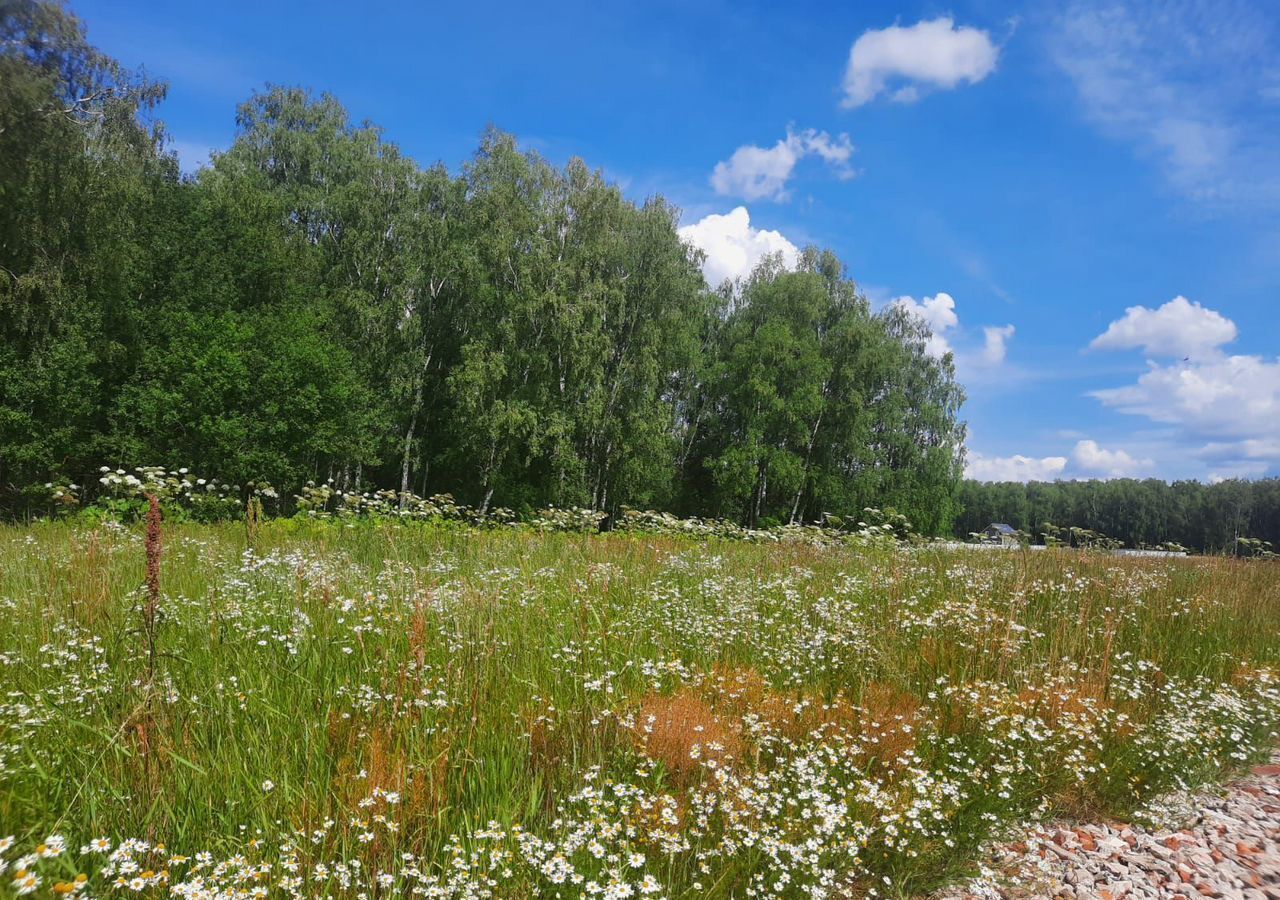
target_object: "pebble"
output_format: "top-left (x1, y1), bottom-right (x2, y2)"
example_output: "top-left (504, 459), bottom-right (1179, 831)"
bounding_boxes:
top-left (935, 752), bottom-right (1280, 899)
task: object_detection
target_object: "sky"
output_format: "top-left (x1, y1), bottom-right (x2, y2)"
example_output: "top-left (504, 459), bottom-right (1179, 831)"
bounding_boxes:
top-left (73, 0), bottom-right (1280, 483)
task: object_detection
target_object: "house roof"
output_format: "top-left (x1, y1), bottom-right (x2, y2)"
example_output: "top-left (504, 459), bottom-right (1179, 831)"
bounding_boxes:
top-left (986, 523), bottom-right (1017, 534)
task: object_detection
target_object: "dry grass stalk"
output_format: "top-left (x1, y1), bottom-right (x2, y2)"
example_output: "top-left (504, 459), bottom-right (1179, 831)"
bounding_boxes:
top-left (634, 688), bottom-right (744, 786)
top-left (143, 494), bottom-right (162, 680)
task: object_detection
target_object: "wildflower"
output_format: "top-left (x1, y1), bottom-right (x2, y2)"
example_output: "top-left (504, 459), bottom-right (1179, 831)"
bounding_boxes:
top-left (12, 870), bottom-right (39, 895)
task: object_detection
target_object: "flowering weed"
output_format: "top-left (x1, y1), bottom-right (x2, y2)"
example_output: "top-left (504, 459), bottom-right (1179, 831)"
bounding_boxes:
top-left (0, 523), bottom-right (1277, 896)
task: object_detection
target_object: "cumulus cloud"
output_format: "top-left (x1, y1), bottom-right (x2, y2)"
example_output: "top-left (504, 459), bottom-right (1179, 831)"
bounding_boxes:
top-left (890, 294), bottom-right (1016, 373)
top-left (678, 207), bottom-right (800, 287)
top-left (1071, 439), bottom-right (1153, 477)
top-left (967, 439), bottom-right (1153, 482)
top-left (1089, 298), bottom-right (1280, 478)
top-left (1196, 439), bottom-right (1278, 481)
top-left (891, 293), bottom-right (958, 358)
top-left (1092, 354), bottom-right (1280, 440)
top-left (711, 128), bottom-right (854, 202)
top-left (842, 17), bottom-right (1000, 108)
top-left (1198, 439), bottom-right (1280, 463)
top-left (1089, 296), bottom-right (1237, 359)
top-left (965, 452), bottom-right (1067, 482)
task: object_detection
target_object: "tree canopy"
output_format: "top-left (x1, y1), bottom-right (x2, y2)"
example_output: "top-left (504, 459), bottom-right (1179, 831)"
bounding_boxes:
top-left (2, 0), bottom-right (965, 532)
top-left (955, 477), bottom-right (1280, 554)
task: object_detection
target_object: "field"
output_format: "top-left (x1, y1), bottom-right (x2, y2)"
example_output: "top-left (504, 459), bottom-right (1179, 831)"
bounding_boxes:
top-left (2, 520), bottom-right (1279, 898)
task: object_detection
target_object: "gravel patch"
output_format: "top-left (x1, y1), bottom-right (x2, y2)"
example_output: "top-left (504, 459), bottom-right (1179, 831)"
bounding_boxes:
top-left (936, 753), bottom-right (1280, 899)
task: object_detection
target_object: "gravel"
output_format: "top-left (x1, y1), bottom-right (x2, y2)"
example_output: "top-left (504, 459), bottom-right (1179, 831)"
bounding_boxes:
top-left (936, 753), bottom-right (1280, 899)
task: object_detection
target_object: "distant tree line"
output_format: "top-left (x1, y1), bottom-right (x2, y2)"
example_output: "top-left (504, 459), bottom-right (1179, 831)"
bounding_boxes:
top-left (955, 478), bottom-right (1280, 554)
top-left (0, 1), bottom-right (966, 531)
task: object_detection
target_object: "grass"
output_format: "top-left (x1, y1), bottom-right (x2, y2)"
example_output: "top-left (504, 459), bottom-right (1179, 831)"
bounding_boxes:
top-left (1, 518), bottom-right (1279, 897)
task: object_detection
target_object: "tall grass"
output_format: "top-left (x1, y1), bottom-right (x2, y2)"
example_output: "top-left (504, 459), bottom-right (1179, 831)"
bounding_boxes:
top-left (1, 520), bottom-right (1278, 897)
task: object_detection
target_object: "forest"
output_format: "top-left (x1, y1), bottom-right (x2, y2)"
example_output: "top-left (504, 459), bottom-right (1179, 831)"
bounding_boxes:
top-left (3, 1), bottom-right (1278, 550)
top-left (0, 0), bottom-right (965, 532)
top-left (955, 477), bottom-right (1280, 555)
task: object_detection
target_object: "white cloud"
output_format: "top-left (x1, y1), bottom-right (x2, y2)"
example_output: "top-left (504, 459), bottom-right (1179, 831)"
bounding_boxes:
top-left (1092, 354), bottom-right (1280, 442)
top-left (1088, 298), bottom-right (1280, 478)
top-left (890, 293), bottom-right (1016, 373)
top-left (980, 324), bottom-right (1016, 365)
top-left (842, 17), bottom-right (1000, 108)
top-left (1198, 439), bottom-right (1280, 463)
top-left (1196, 439), bottom-right (1278, 482)
top-left (1089, 296), bottom-right (1237, 359)
top-left (891, 293), bottom-right (958, 358)
top-left (1071, 439), bottom-right (1153, 477)
top-left (966, 452), bottom-right (1067, 482)
top-left (967, 438), bottom-right (1156, 482)
top-left (678, 207), bottom-right (800, 287)
top-left (711, 128), bottom-right (854, 202)
top-left (1206, 466), bottom-right (1267, 484)
top-left (1050, 1), bottom-right (1280, 209)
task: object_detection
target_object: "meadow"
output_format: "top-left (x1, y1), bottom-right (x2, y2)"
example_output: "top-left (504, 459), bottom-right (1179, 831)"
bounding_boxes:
top-left (2, 518), bottom-right (1279, 898)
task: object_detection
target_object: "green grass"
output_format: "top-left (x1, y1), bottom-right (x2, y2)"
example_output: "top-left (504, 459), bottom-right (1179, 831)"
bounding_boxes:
top-left (2, 519), bottom-right (1279, 897)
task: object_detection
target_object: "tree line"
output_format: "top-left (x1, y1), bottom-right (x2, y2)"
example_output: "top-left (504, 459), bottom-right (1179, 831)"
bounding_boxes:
top-left (1, 1), bottom-right (966, 532)
top-left (954, 478), bottom-right (1280, 554)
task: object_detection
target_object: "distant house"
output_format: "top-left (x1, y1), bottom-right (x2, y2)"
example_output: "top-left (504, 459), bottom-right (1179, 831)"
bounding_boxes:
top-left (982, 523), bottom-right (1020, 546)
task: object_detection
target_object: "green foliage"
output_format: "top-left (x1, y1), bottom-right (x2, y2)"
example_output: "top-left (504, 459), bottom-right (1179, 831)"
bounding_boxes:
top-left (1238, 537), bottom-right (1277, 559)
top-left (957, 477), bottom-right (1280, 554)
top-left (0, 1), bottom-right (966, 534)
top-left (2, 520), bottom-right (1279, 896)
top-left (684, 249), bottom-right (965, 529)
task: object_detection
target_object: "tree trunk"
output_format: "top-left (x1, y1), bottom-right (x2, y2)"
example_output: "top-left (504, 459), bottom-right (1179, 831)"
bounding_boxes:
top-left (751, 460), bottom-right (768, 528)
top-left (399, 394), bottom-right (420, 508)
top-left (478, 444), bottom-right (498, 516)
top-left (790, 408), bottom-right (825, 525)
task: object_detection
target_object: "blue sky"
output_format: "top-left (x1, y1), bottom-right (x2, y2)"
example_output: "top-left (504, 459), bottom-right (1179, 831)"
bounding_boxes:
top-left (74, 0), bottom-right (1280, 482)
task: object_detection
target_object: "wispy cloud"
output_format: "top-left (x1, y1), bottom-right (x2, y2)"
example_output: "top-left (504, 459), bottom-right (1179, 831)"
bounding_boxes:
top-left (1050, 0), bottom-right (1280, 211)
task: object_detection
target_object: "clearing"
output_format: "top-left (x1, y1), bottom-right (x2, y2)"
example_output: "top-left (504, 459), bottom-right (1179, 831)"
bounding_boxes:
top-left (1, 521), bottom-right (1278, 897)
